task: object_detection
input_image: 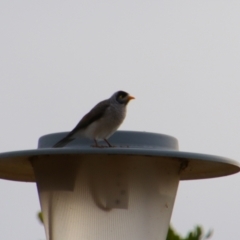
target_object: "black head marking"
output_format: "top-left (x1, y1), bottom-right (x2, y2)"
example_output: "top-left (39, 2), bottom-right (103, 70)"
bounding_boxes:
top-left (115, 91), bottom-right (129, 104)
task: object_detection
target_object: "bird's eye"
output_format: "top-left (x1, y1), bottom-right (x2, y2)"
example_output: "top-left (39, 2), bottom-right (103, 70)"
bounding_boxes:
top-left (119, 95), bottom-right (123, 99)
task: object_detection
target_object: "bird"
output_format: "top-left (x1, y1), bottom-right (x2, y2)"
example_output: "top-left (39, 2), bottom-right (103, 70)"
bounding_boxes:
top-left (52, 90), bottom-right (135, 148)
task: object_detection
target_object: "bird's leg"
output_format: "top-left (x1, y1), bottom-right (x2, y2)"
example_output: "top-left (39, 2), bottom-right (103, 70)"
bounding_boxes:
top-left (93, 139), bottom-right (101, 148)
top-left (104, 138), bottom-right (113, 147)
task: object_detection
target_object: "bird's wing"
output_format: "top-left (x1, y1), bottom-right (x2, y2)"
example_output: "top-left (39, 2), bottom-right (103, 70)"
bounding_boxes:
top-left (72, 99), bottom-right (110, 132)
top-left (52, 100), bottom-right (110, 148)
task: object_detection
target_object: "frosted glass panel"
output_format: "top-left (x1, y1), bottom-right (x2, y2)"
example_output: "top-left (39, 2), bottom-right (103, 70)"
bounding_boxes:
top-left (32, 155), bottom-right (180, 240)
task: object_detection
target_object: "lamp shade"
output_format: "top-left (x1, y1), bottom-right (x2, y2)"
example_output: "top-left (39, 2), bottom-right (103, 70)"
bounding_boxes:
top-left (0, 131), bottom-right (239, 240)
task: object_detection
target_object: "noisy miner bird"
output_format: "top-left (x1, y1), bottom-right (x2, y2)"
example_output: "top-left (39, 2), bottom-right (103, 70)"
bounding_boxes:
top-left (53, 90), bottom-right (135, 148)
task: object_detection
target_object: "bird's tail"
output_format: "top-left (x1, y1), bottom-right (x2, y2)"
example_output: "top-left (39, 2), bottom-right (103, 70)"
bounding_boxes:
top-left (52, 134), bottom-right (74, 148)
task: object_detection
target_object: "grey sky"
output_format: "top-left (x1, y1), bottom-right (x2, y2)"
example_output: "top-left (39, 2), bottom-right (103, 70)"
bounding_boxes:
top-left (0, 1), bottom-right (240, 239)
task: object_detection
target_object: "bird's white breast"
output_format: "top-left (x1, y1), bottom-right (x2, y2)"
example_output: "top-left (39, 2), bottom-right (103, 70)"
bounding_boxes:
top-left (82, 104), bottom-right (126, 140)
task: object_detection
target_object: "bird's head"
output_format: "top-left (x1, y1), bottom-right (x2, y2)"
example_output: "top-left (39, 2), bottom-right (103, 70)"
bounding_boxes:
top-left (112, 91), bottom-right (135, 105)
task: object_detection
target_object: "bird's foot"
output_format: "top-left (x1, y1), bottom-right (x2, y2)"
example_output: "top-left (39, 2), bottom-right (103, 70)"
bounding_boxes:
top-left (91, 144), bottom-right (104, 148)
top-left (92, 139), bottom-right (106, 148)
top-left (92, 139), bottom-right (115, 148)
top-left (91, 144), bottom-right (115, 148)
top-left (104, 139), bottom-right (114, 147)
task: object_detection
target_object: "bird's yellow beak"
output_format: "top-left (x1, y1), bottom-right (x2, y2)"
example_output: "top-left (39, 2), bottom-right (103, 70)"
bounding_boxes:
top-left (128, 95), bottom-right (135, 101)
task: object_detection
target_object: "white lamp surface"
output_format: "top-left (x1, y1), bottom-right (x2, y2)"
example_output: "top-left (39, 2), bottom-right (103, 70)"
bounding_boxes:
top-left (33, 155), bottom-right (179, 240)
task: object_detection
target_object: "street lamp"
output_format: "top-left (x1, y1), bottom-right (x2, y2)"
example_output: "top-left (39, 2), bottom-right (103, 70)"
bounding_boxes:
top-left (0, 131), bottom-right (239, 240)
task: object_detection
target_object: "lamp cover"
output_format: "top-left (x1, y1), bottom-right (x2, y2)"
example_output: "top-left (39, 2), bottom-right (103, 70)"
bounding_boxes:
top-left (0, 131), bottom-right (239, 240)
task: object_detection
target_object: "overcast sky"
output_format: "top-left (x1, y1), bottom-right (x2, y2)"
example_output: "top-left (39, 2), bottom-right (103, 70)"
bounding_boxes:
top-left (1, 1), bottom-right (240, 240)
